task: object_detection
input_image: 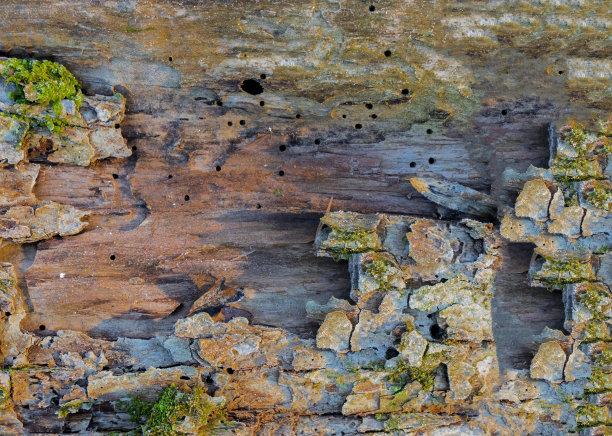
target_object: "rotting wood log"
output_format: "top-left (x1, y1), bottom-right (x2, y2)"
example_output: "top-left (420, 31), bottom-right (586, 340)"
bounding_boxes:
top-left (0, 0), bottom-right (609, 433)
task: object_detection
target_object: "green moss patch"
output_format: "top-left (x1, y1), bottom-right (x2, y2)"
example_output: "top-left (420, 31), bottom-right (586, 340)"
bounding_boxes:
top-left (118, 384), bottom-right (228, 436)
top-left (534, 257), bottom-right (596, 288)
top-left (57, 399), bottom-right (92, 419)
top-left (0, 58), bottom-right (83, 133)
top-left (387, 358), bottom-right (436, 392)
top-left (1, 58), bottom-right (82, 113)
top-left (585, 185), bottom-right (612, 211)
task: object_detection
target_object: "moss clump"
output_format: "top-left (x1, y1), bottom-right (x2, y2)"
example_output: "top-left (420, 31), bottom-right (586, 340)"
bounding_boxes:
top-left (0, 58), bottom-right (83, 114)
top-left (594, 350), bottom-right (612, 367)
top-left (578, 284), bottom-right (610, 323)
top-left (551, 156), bottom-right (602, 182)
top-left (594, 245), bottom-right (611, 255)
top-left (585, 367), bottom-right (612, 394)
top-left (585, 186), bottom-right (611, 211)
top-left (387, 358), bottom-right (436, 392)
top-left (118, 384), bottom-right (228, 436)
top-left (583, 322), bottom-right (612, 343)
top-left (576, 403), bottom-right (611, 427)
top-left (536, 257), bottom-right (595, 288)
top-left (360, 360), bottom-right (387, 371)
top-left (561, 126), bottom-right (589, 152)
top-left (0, 58), bottom-right (83, 133)
top-left (0, 278), bottom-right (15, 292)
top-left (0, 387), bottom-right (7, 407)
top-left (557, 180), bottom-right (580, 207)
top-left (364, 258), bottom-right (398, 292)
top-left (57, 399), bottom-right (91, 418)
top-left (375, 413), bottom-right (402, 431)
top-left (327, 229), bottom-right (380, 259)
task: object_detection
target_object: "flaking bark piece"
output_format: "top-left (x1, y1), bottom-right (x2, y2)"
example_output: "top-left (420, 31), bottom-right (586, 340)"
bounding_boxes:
top-left (0, 163), bottom-right (39, 206)
top-left (24, 125), bottom-right (129, 166)
top-left (409, 177), bottom-right (497, 218)
top-left (0, 201), bottom-right (88, 244)
top-left (186, 278), bottom-right (245, 316)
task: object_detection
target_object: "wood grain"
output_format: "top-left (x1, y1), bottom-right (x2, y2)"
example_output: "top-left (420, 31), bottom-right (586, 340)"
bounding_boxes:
top-left (0, 0), bottom-right (609, 367)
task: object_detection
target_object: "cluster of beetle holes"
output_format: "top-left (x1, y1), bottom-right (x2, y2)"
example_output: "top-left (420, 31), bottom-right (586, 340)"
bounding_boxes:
top-left (165, 55), bottom-right (514, 219)
top-left (88, 48), bottom-right (513, 327)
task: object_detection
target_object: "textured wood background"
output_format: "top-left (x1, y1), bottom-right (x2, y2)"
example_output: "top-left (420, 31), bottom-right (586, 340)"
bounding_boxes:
top-left (0, 0), bottom-right (609, 369)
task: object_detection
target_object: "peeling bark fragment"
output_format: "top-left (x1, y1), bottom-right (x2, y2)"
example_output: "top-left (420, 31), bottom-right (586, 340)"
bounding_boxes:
top-left (80, 94), bottom-right (126, 127)
top-left (515, 179), bottom-right (551, 221)
top-left (315, 211), bottom-right (384, 259)
top-left (397, 330), bottom-right (427, 367)
top-left (409, 176), bottom-right (497, 218)
top-left (306, 296), bottom-right (357, 322)
top-left (87, 366), bottom-right (201, 402)
top-left (349, 252), bottom-right (404, 309)
top-left (438, 302), bottom-right (493, 342)
top-left (500, 122), bottom-right (612, 433)
top-left (177, 312), bottom-right (302, 370)
top-left (24, 125), bottom-right (129, 166)
top-left (0, 163), bottom-right (38, 206)
top-left (547, 205), bottom-right (584, 237)
top-left (530, 341), bottom-right (566, 383)
top-left (0, 201), bottom-right (88, 244)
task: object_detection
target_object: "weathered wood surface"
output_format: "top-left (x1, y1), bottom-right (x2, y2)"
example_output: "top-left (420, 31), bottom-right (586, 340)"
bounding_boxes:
top-left (0, 0), bottom-right (609, 367)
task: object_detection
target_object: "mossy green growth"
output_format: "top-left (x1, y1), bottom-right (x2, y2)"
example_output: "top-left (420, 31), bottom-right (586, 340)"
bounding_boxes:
top-left (374, 413), bottom-right (402, 431)
top-left (583, 322), bottom-right (612, 343)
top-left (387, 358), bottom-right (436, 392)
top-left (557, 180), bottom-right (580, 207)
top-left (57, 399), bottom-right (91, 418)
top-left (594, 245), bottom-right (611, 255)
top-left (0, 387), bottom-right (7, 407)
top-left (536, 257), bottom-right (595, 288)
top-left (560, 124), bottom-right (611, 156)
top-left (0, 278), bottom-right (15, 292)
top-left (576, 403), bottom-right (611, 427)
top-left (364, 258), bottom-right (398, 292)
top-left (578, 284), bottom-right (610, 323)
top-left (585, 367), bottom-right (612, 394)
top-left (551, 156), bottom-right (602, 182)
top-left (118, 384), bottom-right (228, 436)
top-left (594, 350), bottom-right (612, 367)
top-left (360, 360), bottom-right (387, 371)
top-left (327, 229), bottom-right (380, 259)
top-left (596, 119), bottom-right (612, 137)
top-left (0, 58), bottom-right (83, 114)
top-left (585, 186), bottom-right (612, 211)
top-left (561, 126), bottom-right (589, 153)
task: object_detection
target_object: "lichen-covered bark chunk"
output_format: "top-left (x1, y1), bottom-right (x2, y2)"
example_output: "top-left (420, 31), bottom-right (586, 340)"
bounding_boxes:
top-left (530, 341), bottom-right (566, 383)
top-left (316, 311), bottom-right (352, 353)
top-left (515, 179), bottom-right (551, 221)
